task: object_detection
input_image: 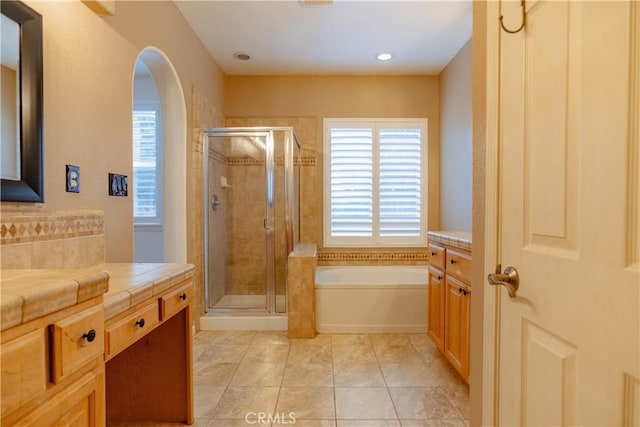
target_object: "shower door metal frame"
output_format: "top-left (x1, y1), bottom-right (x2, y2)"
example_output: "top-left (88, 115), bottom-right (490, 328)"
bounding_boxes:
top-left (203, 127), bottom-right (300, 315)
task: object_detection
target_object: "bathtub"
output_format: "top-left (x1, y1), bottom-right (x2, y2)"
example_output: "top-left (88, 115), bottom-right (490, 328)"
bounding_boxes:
top-left (315, 266), bottom-right (428, 333)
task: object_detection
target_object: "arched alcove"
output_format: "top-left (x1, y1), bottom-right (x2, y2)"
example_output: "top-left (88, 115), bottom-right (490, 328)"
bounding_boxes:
top-left (132, 47), bottom-right (187, 263)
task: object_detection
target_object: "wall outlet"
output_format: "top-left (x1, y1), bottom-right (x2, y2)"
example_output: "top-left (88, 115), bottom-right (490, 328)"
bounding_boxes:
top-left (108, 173), bottom-right (128, 196)
top-left (66, 165), bottom-right (80, 193)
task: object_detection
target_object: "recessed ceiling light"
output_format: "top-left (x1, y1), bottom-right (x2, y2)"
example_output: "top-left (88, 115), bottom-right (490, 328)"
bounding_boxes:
top-left (233, 52), bottom-right (251, 61)
top-left (376, 52), bottom-right (394, 61)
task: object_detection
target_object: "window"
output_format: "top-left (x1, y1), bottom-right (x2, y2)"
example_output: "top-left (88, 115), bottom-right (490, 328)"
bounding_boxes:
top-left (133, 103), bottom-right (162, 225)
top-left (324, 118), bottom-right (427, 247)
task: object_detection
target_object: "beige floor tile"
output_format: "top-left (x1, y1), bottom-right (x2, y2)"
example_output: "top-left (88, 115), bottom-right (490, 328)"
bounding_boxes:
top-left (194, 362), bottom-right (239, 387)
top-left (290, 334), bottom-right (333, 346)
top-left (406, 334), bottom-right (435, 348)
top-left (212, 330), bottom-right (256, 345)
top-left (207, 419), bottom-right (263, 426)
top-left (449, 397), bottom-right (469, 420)
top-left (430, 366), bottom-right (467, 388)
top-left (374, 345), bottom-right (423, 364)
top-left (197, 344), bottom-right (249, 364)
top-left (230, 362), bottom-right (286, 387)
top-left (193, 331), bottom-right (219, 346)
top-left (251, 331), bottom-right (291, 346)
top-left (333, 362), bottom-right (386, 387)
top-left (380, 363), bottom-right (438, 387)
top-left (388, 387), bottom-right (459, 420)
top-left (193, 386), bottom-right (226, 418)
top-left (289, 421), bottom-right (336, 427)
top-left (242, 344), bottom-right (291, 364)
top-left (413, 344), bottom-right (443, 365)
top-left (332, 345), bottom-right (377, 364)
top-left (287, 344), bottom-right (333, 364)
top-left (338, 420), bottom-right (401, 427)
top-left (400, 420), bottom-right (466, 427)
top-left (275, 387), bottom-right (336, 419)
top-left (193, 344), bottom-right (208, 362)
top-left (368, 333), bottom-right (410, 346)
top-left (282, 363), bottom-right (334, 387)
top-left (437, 384), bottom-right (470, 400)
top-left (335, 387), bottom-right (397, 420)
top-left (214, 386), bottom-right (280, 419)
top-left (331, 334), bottom-right (371, 346)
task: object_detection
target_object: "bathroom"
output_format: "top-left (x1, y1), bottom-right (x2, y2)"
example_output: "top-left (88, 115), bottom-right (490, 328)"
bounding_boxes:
top-left (0, 1), bottom-right (473, 425)
top-left (3, 0), bottom-right (638, 425)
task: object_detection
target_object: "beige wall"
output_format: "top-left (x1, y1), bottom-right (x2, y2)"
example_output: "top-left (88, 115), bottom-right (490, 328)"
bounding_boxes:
top-left (439, 40), bottom-right (472, 231)
top-left (225, 76), bottom-right (441, 254)
top-left (1, 1), bottom-right (224, 264)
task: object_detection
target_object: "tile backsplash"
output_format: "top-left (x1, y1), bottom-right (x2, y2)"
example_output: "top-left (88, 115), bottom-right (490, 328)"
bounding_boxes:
top-left (0, 210), bottom-right (105, 269)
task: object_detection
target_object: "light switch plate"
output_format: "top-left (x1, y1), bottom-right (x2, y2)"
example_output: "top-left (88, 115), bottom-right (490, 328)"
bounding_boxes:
top-left (108, 173), bottom-right (128, 196)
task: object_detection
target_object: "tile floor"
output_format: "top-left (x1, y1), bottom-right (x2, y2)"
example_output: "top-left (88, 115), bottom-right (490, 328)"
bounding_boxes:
top-left (189, 331), bottom-right (470, 427)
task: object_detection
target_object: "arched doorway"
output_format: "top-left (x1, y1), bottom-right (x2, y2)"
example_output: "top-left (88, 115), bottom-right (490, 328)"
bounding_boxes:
top-left (132, 47), bottom-right (187, 263)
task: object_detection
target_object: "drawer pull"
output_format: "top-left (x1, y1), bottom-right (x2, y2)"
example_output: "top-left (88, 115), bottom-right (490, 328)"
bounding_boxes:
top-left (437, 275), bottom-right (442, 281)
top-left (431, 252), bottom-right (437, 256)
top-left (458, 287), bottom-right (464, 294)
top-left (179, 293), bottom-right (187, 301)
top-left (82, 329), bottom-right (97, 343)
top-left (135, 319), bottom-right (146, 328)
top-left (450, 259), bottom-right (457, 265)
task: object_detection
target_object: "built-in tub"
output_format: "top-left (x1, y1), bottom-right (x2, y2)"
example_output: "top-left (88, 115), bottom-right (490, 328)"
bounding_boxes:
top-left (315, 266), bottom-right (427, 333)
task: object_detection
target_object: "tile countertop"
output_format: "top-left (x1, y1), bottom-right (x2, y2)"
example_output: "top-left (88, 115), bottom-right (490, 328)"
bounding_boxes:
top-left (1, 263), bottom-right (195, 331)
top-left (427, 231), bottom-right (472, 252)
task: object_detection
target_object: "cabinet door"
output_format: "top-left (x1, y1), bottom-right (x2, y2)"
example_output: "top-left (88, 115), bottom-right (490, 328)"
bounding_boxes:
top-left (444, 275), bottom-right (470, 380)
top-left (427, 266), bottom-right (445, 351)
top-left (17, 369), bottom-right (105, 426)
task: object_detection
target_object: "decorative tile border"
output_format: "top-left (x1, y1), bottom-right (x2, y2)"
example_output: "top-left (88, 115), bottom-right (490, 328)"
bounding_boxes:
top-left (225, 157), bottom-right (316, 166)
top-left (318, 250), bottom-right (428, 263)
top-left (1, 210), bottom-right (105, 245)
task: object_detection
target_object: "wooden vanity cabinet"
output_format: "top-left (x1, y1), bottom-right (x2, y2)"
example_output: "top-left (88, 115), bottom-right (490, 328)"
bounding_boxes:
top-left (105, 277), bottom-right (195, 425)
top-left (0, 299), bottom-right (106, 427)
top-left (444, 274), bottom-right (471, 378)
top-left (427, 266), bottom-right (445, 352)
top-left (427, 241), bottom-right (471, 382)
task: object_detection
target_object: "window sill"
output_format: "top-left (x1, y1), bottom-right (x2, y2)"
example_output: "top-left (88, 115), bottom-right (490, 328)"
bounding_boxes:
top-left (134, 223), bottom-right (163, 232)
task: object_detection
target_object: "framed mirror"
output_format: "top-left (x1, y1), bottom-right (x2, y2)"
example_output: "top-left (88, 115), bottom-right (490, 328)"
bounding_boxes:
top-left (1, 1), bottom-right (43, 202)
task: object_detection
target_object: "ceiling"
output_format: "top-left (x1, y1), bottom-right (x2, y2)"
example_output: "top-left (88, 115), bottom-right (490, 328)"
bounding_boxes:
top-left (173, 1), bottom-right (473, 76)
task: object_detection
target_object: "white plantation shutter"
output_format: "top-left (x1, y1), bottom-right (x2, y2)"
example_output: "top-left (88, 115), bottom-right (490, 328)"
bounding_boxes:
top-left (379, 128), bottom-right (422, 237)
top-left (329, 127), bottom-right (373, 237)
top-left (324, 119), bottom-right (427, 247)
top-left (133, 106), bottom-right (162, 223)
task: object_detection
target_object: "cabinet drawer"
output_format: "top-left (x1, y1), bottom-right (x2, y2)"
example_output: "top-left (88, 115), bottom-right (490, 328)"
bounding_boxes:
top-left (106, 301), bottom-right (160, 357)
top-left (428, 244), bottom-right (445, 269)
top-left (1, 329), bottom-right (47, 415)
top-left (446, 249), bottom-right (472, 283)
top-left (50, 305), bottom-right (104, 383)
top-left (160, 281), bottom-right (193, 321)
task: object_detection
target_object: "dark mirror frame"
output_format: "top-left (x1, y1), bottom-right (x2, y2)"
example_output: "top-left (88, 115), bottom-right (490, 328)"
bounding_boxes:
top-left (1, 0), bottom-right (43, 202)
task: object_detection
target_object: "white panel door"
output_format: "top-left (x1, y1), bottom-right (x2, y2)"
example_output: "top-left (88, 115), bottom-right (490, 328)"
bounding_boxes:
top-left (494, 0), bottom-right (640, 425)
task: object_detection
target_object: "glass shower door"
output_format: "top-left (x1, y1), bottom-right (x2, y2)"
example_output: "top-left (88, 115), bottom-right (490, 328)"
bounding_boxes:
top-left (205, 130), bottom-right (274, 312)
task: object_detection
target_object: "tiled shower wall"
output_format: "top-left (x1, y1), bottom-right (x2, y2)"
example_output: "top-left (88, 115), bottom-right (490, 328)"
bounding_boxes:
top-left (0, 209), bottom-right (105, 269)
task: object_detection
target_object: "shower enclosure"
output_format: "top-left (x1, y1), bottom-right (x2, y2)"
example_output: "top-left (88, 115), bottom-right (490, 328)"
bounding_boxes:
top-left (203, 127), bottom-right (300, 321)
